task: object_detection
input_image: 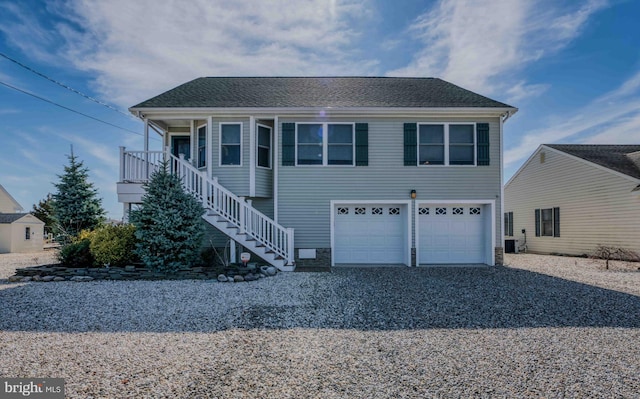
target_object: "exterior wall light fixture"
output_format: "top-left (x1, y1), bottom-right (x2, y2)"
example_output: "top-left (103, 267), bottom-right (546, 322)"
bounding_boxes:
top-left (410, 190), bottom-right (417, 199)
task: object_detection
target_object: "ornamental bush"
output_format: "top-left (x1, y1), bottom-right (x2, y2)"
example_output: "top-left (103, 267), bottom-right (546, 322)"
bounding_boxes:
top-left (58, 238), bottom-right (93, 267)
top-left (129, 162), bottom-right (205, 273)
top-left (89, 224), bottom-right (138, 267)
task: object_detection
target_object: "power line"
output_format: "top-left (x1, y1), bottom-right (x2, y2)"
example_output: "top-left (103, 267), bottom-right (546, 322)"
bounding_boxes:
top-left (0, 52), bottom-right (134, 119)
top-left (0, 79), bottom-right (143, 136)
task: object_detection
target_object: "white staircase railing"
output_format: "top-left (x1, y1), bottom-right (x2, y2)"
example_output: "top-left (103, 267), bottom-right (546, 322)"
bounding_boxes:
top-left (119, 147), bottom-right (294, 266)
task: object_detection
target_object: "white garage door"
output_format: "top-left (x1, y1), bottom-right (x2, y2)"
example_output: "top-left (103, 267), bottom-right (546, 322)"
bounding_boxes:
top-left (418, 204), bottom-right (486, 264)
top-left (334, 204), bottom-right (407, 264)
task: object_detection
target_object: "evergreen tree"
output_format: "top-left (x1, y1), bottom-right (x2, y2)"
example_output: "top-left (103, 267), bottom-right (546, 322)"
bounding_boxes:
top-left (129, 162), bottom-right (205, 273)
top-left (52, 152), bottom-right (106, 238)
top-left (31, 194), bottom-right (56, 235)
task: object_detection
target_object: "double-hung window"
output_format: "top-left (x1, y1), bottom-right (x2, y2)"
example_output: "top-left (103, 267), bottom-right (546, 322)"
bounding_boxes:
top-left (535, 207), bottom-right (560, 237)
top-left (418, 123), bottom-right (476, 166)
top-left (504, 211), bottom-right (514, 237)
top-left (257, 124), bottom-right (272, 168)
top-left (296, 123), bottom-right (354, 166)
top-left (25, 227), bottom-right (31, 240)
top-left (220, 123), bottom-right (242, 166)
top-left (197, 124), bottom-right (207, 168)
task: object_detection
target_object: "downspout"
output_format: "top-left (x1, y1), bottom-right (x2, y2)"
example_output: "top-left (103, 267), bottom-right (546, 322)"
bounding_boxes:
top-left (498, 110), bottom-right (514, 265)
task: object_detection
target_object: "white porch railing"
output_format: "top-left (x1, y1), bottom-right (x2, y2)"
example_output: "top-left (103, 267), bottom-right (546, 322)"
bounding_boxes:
top-left (119, 147), bottom-right (295, 265)
top-left (119, 147), bottom-right (166, 182)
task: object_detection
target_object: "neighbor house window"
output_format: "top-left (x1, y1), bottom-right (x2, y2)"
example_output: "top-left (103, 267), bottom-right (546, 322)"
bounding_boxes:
top-left (257, 125), bottom-right (272, 168)
top-left (220, 123), bottom-right (242, 166)
top-left (25, 227), bottom-right (31, 240)
top-left (504, 211), bottom-right (514, 237)
top-left (535, 207), bottom-right (560, 237)
top-left (296, 123), bottom-right (354, 166)
top-left (197, 125), bottom-right (207, 168)
top-left (418, 123), bottom-right (475, 166)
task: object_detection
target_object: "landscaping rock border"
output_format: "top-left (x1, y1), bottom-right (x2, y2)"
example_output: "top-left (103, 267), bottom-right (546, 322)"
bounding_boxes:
top-left (10, 263), bottom-right (278, 282)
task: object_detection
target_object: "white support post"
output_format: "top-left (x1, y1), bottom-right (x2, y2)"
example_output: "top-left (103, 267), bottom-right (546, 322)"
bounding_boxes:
top-left (144, 119), bottom-right (150, 179)
top-left (201, 170), bottom-right (208, 204)
top-left (212, 177), bottom-right (219, 211)
top-left (249, 116), bottom-right (256, 197)
top-left (286, 228), bottom-right (295, 265)
top-left (239, 197), bottom-right (246, 234)
top-left (119, 146), bottom-right (125, 182)
top-left (230, 240), bottom-right (237, 264)
top-left (123, 203), bottom-right (129, 223)
top-left (273, 116), bottom-right (279, 223)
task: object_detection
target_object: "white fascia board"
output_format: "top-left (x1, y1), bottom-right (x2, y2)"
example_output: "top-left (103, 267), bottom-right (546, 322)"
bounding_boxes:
top-left (129, 106), bottom-right (517, 119)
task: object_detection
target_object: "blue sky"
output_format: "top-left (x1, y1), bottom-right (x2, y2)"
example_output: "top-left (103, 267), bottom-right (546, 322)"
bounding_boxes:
top-left (1, 0), bottom-right (639, 219)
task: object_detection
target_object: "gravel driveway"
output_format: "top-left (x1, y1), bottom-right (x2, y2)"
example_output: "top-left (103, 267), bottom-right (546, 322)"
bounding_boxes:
top-left (1, 252), bottom-right (639, 398)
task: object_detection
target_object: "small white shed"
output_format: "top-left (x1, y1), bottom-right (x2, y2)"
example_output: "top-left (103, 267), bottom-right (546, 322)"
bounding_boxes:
top-left (0, 213), bottom-right (45, 253)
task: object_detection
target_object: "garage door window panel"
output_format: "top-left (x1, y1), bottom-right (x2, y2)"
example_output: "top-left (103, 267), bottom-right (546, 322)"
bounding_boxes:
top-left (418, 204), bottom-right (487, 264)
top-left (334, 204), bottom-right (407, 264)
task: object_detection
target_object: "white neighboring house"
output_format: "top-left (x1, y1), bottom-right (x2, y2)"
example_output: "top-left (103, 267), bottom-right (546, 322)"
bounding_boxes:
top-left (0, 184), bottom-right (44, 253)
top-left (504, 144), bottom-right (640, 256)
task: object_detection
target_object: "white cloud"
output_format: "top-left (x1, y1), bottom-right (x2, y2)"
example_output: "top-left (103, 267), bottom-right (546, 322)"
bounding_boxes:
top-left (389, 0), bottom-right (608, 100)
top-left (37, 0), bottom-right (378, 107)
top-left (504, 70), bottom-right (640, 166)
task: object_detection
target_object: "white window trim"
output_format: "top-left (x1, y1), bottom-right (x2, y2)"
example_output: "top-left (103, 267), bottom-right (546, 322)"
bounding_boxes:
top-left (256, 123), bottom-right (273, 170)
top-left (417, 122), bottom-right (477, 167)
top-left (295, 122), bottom-right (356, 167)
top-left (196, 123), bottom-right (207, 169)
top-left (219, 122), bottom-right (243, 167)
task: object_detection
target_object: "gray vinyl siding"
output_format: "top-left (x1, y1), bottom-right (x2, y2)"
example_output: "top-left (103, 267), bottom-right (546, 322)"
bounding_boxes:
top-left (210, 117), bottom-right (250, 196)
top-left (251, 197), bottom-right (274, 219)
top-left (278, 117), bottom-right (502, 248)
top-left (255, 168), bottom-right (272, 198)
top-left (505, 147), bottom-right (640, 255)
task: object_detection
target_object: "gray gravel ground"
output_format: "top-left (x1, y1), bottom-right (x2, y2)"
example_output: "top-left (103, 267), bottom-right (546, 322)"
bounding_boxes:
top-left (1, 252), bottom-right (639, 398)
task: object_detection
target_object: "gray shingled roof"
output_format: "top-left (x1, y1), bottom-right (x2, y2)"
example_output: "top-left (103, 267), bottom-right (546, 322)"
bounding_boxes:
top-left (0, 213), bottom-right (28, 224)
top-left (546, 144), bottom-right (640, 180)
top-left (131, 77), bottom-right (514, 109)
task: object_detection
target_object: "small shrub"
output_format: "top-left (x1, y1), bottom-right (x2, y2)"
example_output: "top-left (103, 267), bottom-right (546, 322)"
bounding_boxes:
top-left (58, 239), bottom-right (93, 267)
top-left (89, 224), bottom-right (138, 267)
top-left (590, 245), bottom-right (640, 269)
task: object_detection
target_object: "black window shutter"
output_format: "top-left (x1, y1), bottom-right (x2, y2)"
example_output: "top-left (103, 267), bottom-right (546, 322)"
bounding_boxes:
top-left (504, 213), bottom-right (508, 236)
top-left (477, 123), bottom-right (490, 166)
top-left (282, 123), bottom-right (295, 166)
top-left (553, 207), bottom-right (560, 237)
top-left (355, 123), bottom-right (368, 166)
top-left (535, 209), bottom-right (541, 237)
top-left (508, 212), bottom-right (514, 236)
top-left (404, 123), bottom-right (417, 166)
